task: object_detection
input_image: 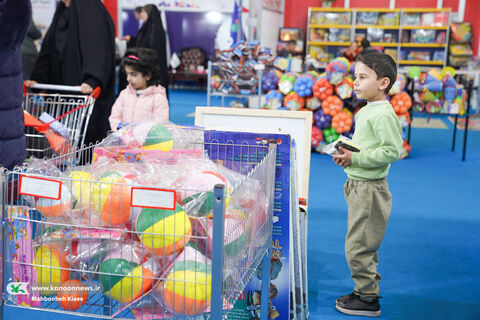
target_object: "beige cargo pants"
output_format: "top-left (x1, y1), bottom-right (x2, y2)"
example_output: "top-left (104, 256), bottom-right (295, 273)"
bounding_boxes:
top-left (344, 177), bottom-right (392, 300)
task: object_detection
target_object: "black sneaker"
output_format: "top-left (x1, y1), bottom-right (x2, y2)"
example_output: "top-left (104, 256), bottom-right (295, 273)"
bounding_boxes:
top-left (335, 293), bottom-right (381, 317)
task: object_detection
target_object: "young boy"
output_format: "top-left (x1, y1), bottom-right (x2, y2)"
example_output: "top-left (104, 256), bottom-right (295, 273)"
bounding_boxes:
top-left (333, 51), bottom-right (403, 317)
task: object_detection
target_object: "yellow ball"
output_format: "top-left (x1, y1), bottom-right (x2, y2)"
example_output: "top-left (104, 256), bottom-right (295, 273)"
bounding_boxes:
top-left (34, 244), bottom-right (70, 296)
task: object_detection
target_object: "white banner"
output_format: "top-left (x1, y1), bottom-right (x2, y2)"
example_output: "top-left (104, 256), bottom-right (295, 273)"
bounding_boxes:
top-left (31, 0), bottom-right (57, 32)
top-left (122, 0), bottom-right (233, 11)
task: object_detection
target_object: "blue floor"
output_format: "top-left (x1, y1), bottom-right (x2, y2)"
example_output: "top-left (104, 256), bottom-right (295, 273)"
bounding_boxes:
top-left (4, 90), bottom-right (480, 319)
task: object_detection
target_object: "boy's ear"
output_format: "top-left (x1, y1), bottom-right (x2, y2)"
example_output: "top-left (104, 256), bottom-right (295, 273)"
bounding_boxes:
top-left (379, 77), bottom-right (390, 92)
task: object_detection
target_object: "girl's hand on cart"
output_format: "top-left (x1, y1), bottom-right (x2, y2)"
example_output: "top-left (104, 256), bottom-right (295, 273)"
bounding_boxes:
top-left (24, 80), bottom-right (38, 87)
top-left (80, 83), bottom-right (93, 94)
top-left (121, 35), bottom-right (132, 42)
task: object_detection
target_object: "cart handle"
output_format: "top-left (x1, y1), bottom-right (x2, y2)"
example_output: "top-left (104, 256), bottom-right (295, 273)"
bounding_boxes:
top-left (23, 82), bottom-right (101, 99)
top-left (24, 83), bottom-right (101, 132)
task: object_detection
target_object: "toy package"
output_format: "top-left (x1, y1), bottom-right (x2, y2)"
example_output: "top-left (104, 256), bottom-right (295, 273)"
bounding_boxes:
top-left (403, 13), bottom-right (421, 26)
top-left (310, 12), bottom-right (350, 25)
top-left (378, 12), bottom-right (400, 26)
top-left (357, 12), bottom-right (379, 25)
top-left (411, 29), bottom-right (436, 44)
top-left (367, 28), bottom-right (384, 42)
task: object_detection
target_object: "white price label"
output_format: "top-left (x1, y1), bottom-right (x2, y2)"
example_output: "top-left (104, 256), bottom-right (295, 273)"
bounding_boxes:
top-left (19, 176), bottom-right (61, 200)
top-left (131, 187), bottom-right (176, 210)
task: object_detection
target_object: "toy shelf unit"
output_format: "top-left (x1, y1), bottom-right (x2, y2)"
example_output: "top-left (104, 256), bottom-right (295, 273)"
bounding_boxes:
top-left (306, 8), bottom-right (451, 68)
top-left (448, 22), bottom-right (474, 68)
top-left (1, 135), bottom-right (277, 319)
top-left (207, 60), bottom-right (264, 108)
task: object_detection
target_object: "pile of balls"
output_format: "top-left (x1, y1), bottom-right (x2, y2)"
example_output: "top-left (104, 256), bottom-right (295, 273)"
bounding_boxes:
top-left (26, 122), bottom-right (268, 316)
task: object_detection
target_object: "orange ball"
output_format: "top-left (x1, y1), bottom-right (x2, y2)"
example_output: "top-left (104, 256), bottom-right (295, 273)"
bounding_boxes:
top-left (322, 96), bottom-right (343, 117)
top-left (57, 279), bottom-right (88, 311)
top-left (331, 110), bottom-right (353, 133)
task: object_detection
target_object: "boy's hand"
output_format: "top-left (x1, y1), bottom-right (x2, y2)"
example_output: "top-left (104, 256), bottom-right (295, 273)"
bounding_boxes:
top-left (332, 147), bottom-right (353, 167)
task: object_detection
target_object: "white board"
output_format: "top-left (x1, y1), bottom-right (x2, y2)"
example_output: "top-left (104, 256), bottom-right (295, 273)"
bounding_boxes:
top-left (195, 107), bottom-right (312, 202)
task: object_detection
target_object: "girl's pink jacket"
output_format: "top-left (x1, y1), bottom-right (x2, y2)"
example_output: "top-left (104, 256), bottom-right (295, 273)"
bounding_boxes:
top-left (109, 84), bottom-right (169, 130)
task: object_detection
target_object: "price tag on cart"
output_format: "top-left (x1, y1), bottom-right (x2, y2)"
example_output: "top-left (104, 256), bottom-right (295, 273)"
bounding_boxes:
top-left (131, 187), bottom-right (176, 210)
top-left (19, 175), bottom-right (61, 199)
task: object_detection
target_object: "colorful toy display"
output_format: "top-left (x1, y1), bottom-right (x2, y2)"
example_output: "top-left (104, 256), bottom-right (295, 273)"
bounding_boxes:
top-left (293, 73), bottom-right (316, 97)
top-left (57, 280), bottom-right (89, 311)
top-left (331, 110), bottom-right (353, 134)
top-left (34, 243), bottom-right (70, 296)
top-left (326, 57), bottom-right (350, 85)
top-left (311, 126), bottom-right (323, 150)
top-left (264, 90), bottom-right (284, 109)
top-left (335, 77), bottom-right (353, 100)
top-left (313, 109), bottom-right (331, 129)
top-left (322, 127), bottom-right (340, 144)
top-left (278, 73), bottom-right (297, 95)
top-left (135, 206), bottom-right (191, 256)
top-left (261, 70), bottom-right (280, 91)
top-left (391, 92), bottom-right (412, 115)
top-left (157, 246), bottom-right (211, 315)
top-left (284, 92), bottom-right (304, 111)
top-left (305, 97), bottom-right (321, 111)
top-left (312, 78), bottom-right (333, 100)
top-left (100, 246), bottom-right (154, 303)
top-left (321, 95), bottom-right (343, 116)
top-left (389, 74), bottom-right (407, 95)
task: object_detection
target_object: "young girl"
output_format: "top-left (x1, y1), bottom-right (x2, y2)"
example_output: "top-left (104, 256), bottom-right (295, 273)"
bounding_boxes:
top-left (109, 48), bottom-right (169, 131)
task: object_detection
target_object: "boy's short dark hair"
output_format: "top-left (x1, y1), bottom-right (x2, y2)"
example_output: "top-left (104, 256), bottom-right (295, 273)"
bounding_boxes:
top-left (121, 48), bottom-right (161, 87)
top-left (134, 6), bottom-right (143, 13)
top-left (355, 51), bottom-right (397, 94)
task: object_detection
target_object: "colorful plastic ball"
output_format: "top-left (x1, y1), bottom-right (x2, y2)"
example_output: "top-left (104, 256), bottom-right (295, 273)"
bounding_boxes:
top-left (322, 127), bottom-right (340, 144)
top-left (57, 279), bottom-right (89, 311)
top-left (408, 66), bottom-right (422, 80)
top-left (68, 170), bottom-right (94, 209)
top-left (321, 95), bottom-right (343, 116)
top-left (313, 78), bottom-right (334, 100)
top-left (264, 90), bottom-right (283, 110)
top-left (336, 77), bottom-right (354, 99)
top-left (400, 140), bottom-right (411, 159)
top-left (135, 205), bottom-right (191, 256)
top-left (210, 75), bottom-right (221, 90)
top-left (425, 101), bottom-right (442, 113)
top-left (100, 249), bottom-right (154, 303)
top-left (91, 171), bottom-right (132, 226)
top-left (311, 126), bottom-right (323, 149)
top-left (261, 71), bottom-right (280, 91)
top-left (331, 110), bottom-right (353, 134)
top-left (34, 243), bottom-right (70, 296)
top-left (391, 92), bottom-right (412, 115)
top-left (306, 97), bottom-right (321, 111)
top-left (313, 108), bottom-right (331, 129)
top-left (140, 124), bottom-right (173, 151)
top-left (209, 210), bottom-right (247, 257)
top-left (326, 57), bottom-right (350, 85)
top-left (161, 248), bottom-right (212, 315)
top-left (35, 184), bottom-right (71, 217)
top-left (283, 92), bottom-right (304, 111)
top-left (293, 74), bottom-right (316, 97)
top-left (278, 73), bottom-right (297, 95)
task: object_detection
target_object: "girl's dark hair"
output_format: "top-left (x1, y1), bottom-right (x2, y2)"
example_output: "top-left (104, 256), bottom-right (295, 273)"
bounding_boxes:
top-left (355, 51), bottom-right (397, 94)
top-left (121, 48), bottom-right (161, 87)
top-left (134, 6), bottom-right (143, 14)
top-left (361, 38), bottom-right (371, 49)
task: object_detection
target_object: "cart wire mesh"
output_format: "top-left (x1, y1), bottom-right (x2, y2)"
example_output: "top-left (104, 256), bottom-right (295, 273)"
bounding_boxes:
top-left (2, 140), bottom-right (276, 320)
top-left (23, 85), bottom-right (97, 160)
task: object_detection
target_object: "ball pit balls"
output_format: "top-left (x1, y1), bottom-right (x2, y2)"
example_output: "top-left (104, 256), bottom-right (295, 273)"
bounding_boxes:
top-left (35, 184), bottom-right (71, 217)
top-left (34, 244), bottom-right (70, 296)
top-left (91, 171), bottom-right (132, 225)
top-left (68, 170), bottom-right (93, 209)
top-left (136, 205), bottom-right (191, 256)
top-left (141, 124), bottom-right (173, 151)
top-left (57, 279), bottom-right (88, 311)
top-left (321, 95), bottom-right (343, 117)
top-left (162, 257), bottom-right (211, 315)
top-left (100, 257), bottom-right (154, 303)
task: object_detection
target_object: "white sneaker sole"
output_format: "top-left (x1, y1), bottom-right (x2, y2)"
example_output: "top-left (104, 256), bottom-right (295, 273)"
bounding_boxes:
top-left (335, 304), bottom-right (381, 317)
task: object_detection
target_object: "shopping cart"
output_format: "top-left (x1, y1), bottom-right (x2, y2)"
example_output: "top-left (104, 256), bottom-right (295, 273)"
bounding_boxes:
top-left (1, 139), bottom-right (276, 320)
top-left (23, 83), bottom-right (101, 160)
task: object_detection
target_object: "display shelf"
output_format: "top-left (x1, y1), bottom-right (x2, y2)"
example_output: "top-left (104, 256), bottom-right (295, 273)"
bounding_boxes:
top-left (401, 43), bottom-right (446, 48)
top-left (398, 60), bottom-right (444, 65)
top-left (356, 25), bottom-right (400, 30)
top-left (308, 41), bottom-right (350, 46)
top-left (306, 7), bottom-right (450, 68)
top-left (371, 42), bottom-right (399, 47)
top-left (402, 26), bottom-right (448, 30)
top-left (309, 24), bottom-right (351, 29)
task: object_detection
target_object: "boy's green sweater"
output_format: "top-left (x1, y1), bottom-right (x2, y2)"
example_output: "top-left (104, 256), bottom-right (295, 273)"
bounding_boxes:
top-left (345, 100), bottom-right (403, 180)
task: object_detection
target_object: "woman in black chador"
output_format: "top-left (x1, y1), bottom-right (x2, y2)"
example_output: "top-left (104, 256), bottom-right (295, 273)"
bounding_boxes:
top-left (122, 4), bottom-right (169, 98)
top-left (26, 0), bottom-right (116, 146)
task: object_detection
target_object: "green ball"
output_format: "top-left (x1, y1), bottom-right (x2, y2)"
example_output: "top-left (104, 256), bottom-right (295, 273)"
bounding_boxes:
top-left (408, 66), bottom-right (421, 80)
